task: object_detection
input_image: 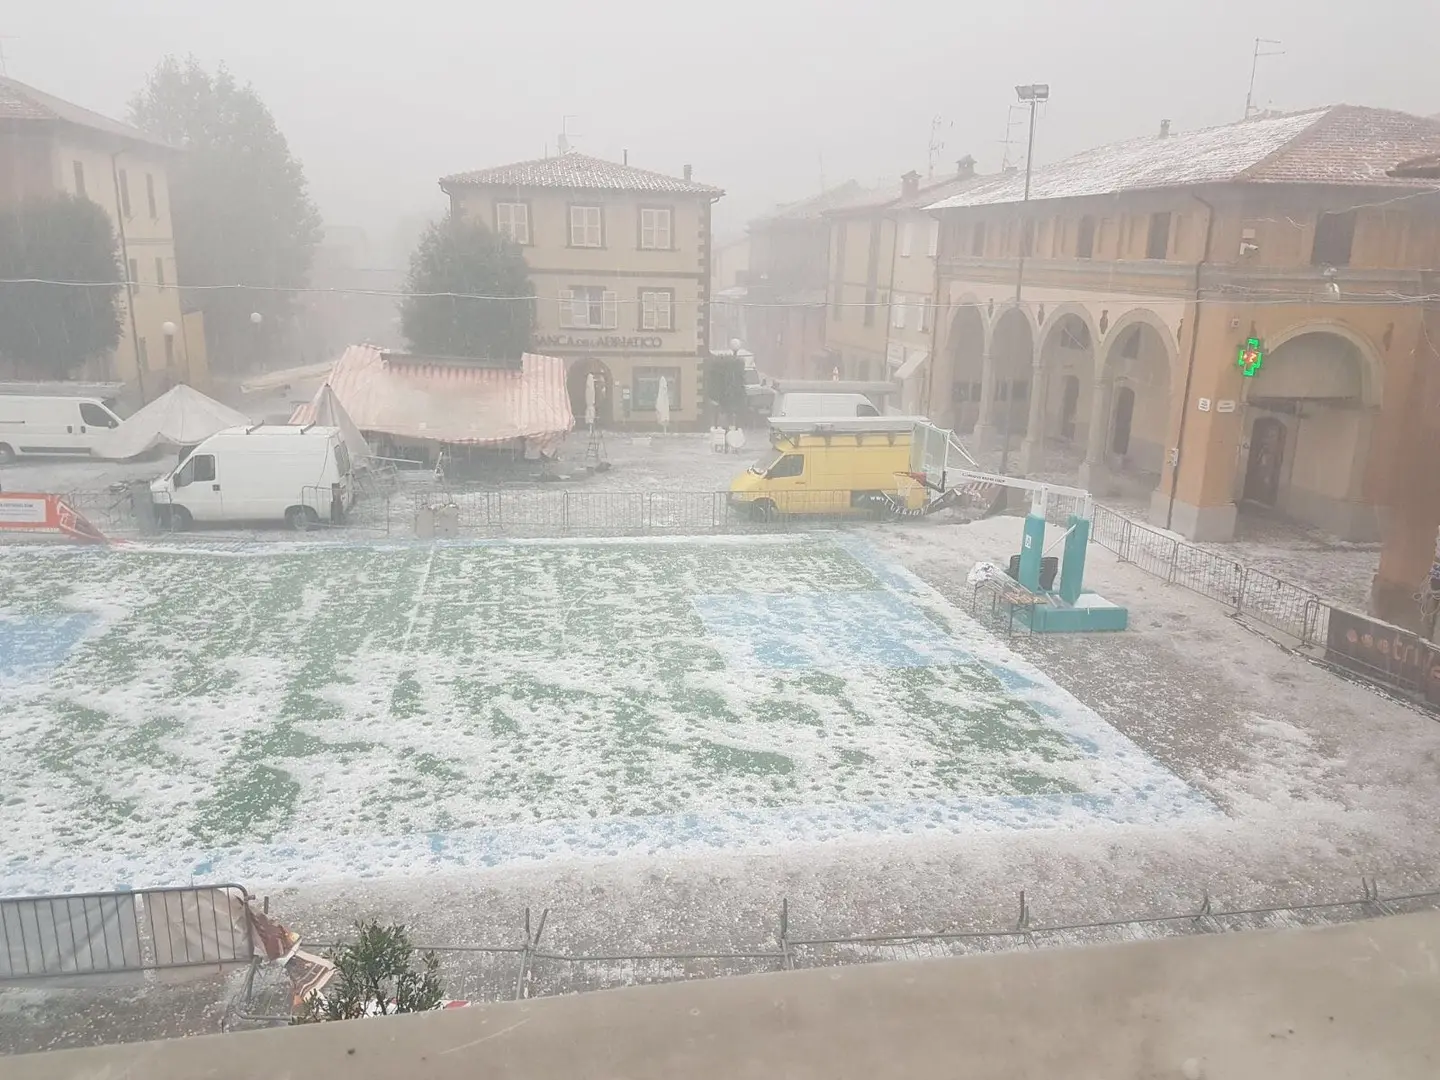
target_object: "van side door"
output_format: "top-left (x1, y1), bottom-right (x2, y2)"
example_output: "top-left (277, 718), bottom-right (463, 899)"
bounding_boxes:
top-left (78, 402), bottom-right (120, 453)
top-left (172, 452), bottom-right (224, 521)
top-left (765, 452), bottom-right (808, 513)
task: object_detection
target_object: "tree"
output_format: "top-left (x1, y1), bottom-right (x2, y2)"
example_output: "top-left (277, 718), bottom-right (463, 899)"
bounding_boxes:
top-left (294, 922), bottom-right (443, 1023)
top-left (0, 195), bottom-right (123, 379)
top-left (129, 57), bottom-right (323, 372)
top-left (401, 211), bottom-right (534, 359)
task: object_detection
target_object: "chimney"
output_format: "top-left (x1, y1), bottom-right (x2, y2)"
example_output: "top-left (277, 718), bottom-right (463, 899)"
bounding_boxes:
top-left (1158, 119), bottom-right (1171, 139)
top-left (623, 148), bottom-right (629, 165)
top-left (901, 170), bottom-right (921, 198)
top-left (956, 155), bottom-right (976, 180)
top-left (684, 164), bottom-right (693, 181)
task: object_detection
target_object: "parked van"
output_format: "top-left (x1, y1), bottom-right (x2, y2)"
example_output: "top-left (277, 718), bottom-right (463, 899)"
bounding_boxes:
top-left (771, 391), bottom-right (880, 420)
top-left (149, 425), bottom-right (352, 530)
top-left (729, 417), bottom-right (926, 519)
top-left (0, 393), bottom-right (126, 462)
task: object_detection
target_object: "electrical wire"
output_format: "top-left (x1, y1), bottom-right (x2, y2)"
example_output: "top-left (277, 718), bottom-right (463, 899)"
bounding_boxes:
top-left (2, 278), bottom-right (1439, 310)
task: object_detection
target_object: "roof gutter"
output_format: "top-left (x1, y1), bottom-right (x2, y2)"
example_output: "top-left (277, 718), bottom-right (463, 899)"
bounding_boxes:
top-left (1166, 192), bottom-right (1216, 532)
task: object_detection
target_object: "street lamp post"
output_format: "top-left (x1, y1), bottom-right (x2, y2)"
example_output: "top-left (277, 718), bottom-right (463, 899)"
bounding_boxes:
top-left (1000, 82), bottom-right (1049, 477)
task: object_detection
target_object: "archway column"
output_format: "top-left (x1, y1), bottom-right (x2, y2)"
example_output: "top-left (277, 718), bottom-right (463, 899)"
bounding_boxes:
top-left (974, 348), bottom-right (997, 448)
top-left (1078, 378), bottom-right (1111, 493)
top-left (1019, 361), bottom-right (1048, 474)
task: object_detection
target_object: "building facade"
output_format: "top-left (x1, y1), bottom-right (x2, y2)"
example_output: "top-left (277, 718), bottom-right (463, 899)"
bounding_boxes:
top-left (823, 163), bottom-right (981, 410)
top-left (440, 152), bottom-right (722, 429)
top-left (0, 76), bottom-right (206, 398)
top-left (744, 182), bottom-right (882, 382)
top-left (926, 107), bottom-right (1440, 543)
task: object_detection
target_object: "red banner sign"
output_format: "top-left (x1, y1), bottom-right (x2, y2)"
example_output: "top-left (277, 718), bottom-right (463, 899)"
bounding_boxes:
top-left (0, 493), bottom-right (106, 543)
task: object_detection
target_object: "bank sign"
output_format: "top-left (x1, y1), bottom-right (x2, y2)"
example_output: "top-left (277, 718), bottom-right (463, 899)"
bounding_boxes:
top-left (534, 334), bottom-right (666, 350)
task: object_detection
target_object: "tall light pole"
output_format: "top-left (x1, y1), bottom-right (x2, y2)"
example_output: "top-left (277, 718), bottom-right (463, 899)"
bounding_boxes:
top-left (1000, 82), bottom-right (1048, 477)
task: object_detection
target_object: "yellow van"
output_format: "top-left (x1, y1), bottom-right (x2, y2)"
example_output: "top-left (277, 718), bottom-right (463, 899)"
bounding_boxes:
top-left (729, 417), bottom-right (928, 520)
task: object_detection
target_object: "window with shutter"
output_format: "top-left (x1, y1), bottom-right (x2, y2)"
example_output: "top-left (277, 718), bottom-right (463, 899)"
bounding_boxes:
top-left (558, 289), bottom-right (576, 328)
top-left (639, 290), bottom-right (674, 331)
top-left (570, 206), bottom-right (602, 247)
top-left (927, 220), bottom-right (939, 257)
top-left (640, 208), bottom-right (672, 249)
top-left (921, 296), bottom-right (933, 332)
top-left (892, 296), bottom-right (907, 329)
top-left (900, 222), bottom-right (914, 257)
top-left (601, 291), bottom-right (618, 329)
top-left (497, 203), bottom-right (530, 244)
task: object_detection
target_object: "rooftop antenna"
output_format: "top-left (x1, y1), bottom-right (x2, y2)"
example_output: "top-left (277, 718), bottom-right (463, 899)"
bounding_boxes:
top-left (557, 115), bottom-right (578, 155)
top-left (818, 151), bottom-right (826, 192)
top-left (1244, 37), bottom-right (1284, 119)
top-left (927, 115), bottom-right (953, 180)
top-left (999, 104), bottom-right (1028, 171)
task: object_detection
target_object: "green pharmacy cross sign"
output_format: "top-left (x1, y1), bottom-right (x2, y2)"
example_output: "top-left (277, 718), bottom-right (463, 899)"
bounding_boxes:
top-left (1236, 336), bottom-right (1265, 377)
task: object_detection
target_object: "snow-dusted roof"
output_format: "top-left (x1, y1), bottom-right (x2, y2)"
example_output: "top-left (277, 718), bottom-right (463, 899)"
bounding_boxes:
top-left (441, 152), bottom-right (722, 196)
top-left (928, 106), bottom-right (1440, 211)
top-left (0, 76), bottom-right (174, 150)
top-left (750, 181), bottom-right (892, 225)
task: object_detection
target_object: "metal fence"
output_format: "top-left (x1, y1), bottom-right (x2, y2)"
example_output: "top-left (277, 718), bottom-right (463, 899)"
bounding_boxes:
top-left (1091, 503), bottom-right (1330, 645)
top-left (233, 877), bottom-right (1440, 1025)
top-left (1, 884), bottom-right (254, 981)
top-left (412, 488), bottom-right (914, 535)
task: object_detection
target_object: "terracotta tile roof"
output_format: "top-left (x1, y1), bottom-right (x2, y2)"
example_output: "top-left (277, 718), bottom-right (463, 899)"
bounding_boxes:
top-left (441, 152), bottom-right (722, 196)
top-left (0, 75), bottom-right (174, 149)
top-left (1242, 105), bottom-right (1440, 184)
top-left (1389, 151), bottom-right (1440, 179)
top-left (928, 106), bottom-right (1440, 211)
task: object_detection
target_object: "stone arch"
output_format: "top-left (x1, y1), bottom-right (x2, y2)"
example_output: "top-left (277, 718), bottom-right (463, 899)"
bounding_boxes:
top-left (1037, 303), bottom-right (1102, 359)
top-left (1035, 307), bottom-right (1100, 451)
top-left (1095, 310), bottom-right (1175, 484)
top-left (1259, 320), bottom-right (1384, 409)
top-left (931, 302), bottom-right (988, 431)
top-left (1096, 307), bottom-right (1180, 384)
top-left (990, 305), bottom-right (1037, 445)
top-left (1238, 324), bottom-right (1383, 539)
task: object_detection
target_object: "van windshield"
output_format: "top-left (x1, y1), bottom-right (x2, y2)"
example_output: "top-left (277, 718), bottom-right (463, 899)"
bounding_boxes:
top-left (102, 397), bottom-right (132, 421)
top-left (749, 449), bottom-right (783, 475)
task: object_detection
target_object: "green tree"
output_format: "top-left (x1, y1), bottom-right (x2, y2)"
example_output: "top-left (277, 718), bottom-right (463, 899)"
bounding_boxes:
top-left (401, 211), bottom-right (534, 359)
top-left (0, 195), bottom-right (123, 379)
top-left (129, 56), bottom-right (323, 372)
top-left (294, 922), bottom-right (443, 1023)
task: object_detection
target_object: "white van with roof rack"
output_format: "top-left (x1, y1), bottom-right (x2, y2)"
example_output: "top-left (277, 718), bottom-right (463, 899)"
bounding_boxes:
top-left (149, 425), bottom-right (352, 530)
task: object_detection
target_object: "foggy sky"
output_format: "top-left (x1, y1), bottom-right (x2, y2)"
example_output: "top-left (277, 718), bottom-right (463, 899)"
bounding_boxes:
top-left (7, 0), bottom-right (1437, 257)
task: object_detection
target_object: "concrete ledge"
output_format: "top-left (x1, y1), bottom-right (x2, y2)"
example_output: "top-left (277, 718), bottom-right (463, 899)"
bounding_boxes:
top-left (11, 911), bottom-right (1440, 1080)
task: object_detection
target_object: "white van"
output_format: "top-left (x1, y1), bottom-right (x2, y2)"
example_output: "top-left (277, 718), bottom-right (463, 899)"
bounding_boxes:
top-left (772, 391), bottom-right (880, 420)
top-left (0, 394), bottom-right (125, 462)
top-left (150, 425), bottom-right (353, 530)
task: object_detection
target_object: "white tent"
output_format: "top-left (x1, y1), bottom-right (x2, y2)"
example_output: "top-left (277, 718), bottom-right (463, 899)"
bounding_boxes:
top-left (94, 384), bottom-right (250, 460)
top-left (310, 383), bottom-right (372, 466)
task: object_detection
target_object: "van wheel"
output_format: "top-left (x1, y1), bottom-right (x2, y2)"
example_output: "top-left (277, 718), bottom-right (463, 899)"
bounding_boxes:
top-left (749, 499), bottom-right (777, 523)
top-left (158, 505), bottom-right (192, 532)
top-left (0, 443), bottom-right (14, 465)
top-left (285, 505), bottom-right (320, 531)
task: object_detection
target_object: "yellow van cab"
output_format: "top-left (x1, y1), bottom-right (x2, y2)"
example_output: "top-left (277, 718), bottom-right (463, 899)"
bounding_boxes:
top-left (730, 417), bottom-right (928, 520)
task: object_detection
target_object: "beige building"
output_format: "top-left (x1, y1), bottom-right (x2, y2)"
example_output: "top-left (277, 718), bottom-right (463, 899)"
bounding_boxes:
top-left (440, 152), bottom-right (723, 428)
top-left (823, 162), bottom-right (983, 409)
top-left (0, 76), bottom-right (206, 398)
top-left (927, 107), bottom-right (1440, 542)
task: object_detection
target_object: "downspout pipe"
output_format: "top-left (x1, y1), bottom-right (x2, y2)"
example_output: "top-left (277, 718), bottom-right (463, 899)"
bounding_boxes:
top-left (1166, 193), bottom-right (1216, 531)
